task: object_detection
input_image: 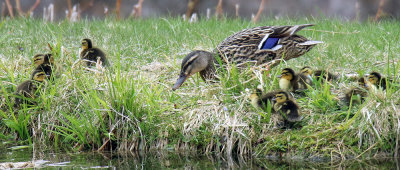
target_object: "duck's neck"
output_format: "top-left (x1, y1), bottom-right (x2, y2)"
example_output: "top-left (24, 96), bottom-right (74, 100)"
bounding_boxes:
top-left (199, 52), bottom-right (219, 81)
top-left (200, 59), bottom-right (217, 81)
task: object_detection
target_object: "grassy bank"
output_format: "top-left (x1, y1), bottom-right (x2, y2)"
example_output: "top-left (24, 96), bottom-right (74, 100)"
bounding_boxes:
top-left (0, 17), bottom-right (400, 160)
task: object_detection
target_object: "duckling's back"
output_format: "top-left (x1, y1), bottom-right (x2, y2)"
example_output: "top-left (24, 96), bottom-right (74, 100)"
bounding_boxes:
top-left (81, 48), bottom-right (108, 67)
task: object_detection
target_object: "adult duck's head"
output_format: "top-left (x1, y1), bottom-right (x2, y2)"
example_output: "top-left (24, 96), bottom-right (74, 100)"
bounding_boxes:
top-left (172, 50), bottom-right (215, 91)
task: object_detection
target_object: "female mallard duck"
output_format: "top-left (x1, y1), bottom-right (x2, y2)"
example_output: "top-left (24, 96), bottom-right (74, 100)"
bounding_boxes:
top-left (300, 66), bottom-right (337, 83)
top-left (33, 53), bottom-right (55, 79)
top-left (273, 91), bottom-right (302, 123)
top-left (172, 24), bottom-right (322, 90)
top-left (80, 38), bottom-right (108, 67)
top-left (15, 70), bottom-right (46, 106)
top-left (279, 68), bottom-right (311, 92)
top-left (345, 77), bottom-right (368, 105)
top-left (366, 71), bottom-right (387, 91)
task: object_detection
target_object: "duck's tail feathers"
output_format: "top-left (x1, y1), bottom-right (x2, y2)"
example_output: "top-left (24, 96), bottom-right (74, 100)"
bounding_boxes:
top-left (274, 24), bottom-right (315, 37)
top-left (298, 40), bottom-right (323, 46)
top-left (290, 24), bottom-right (314, 35)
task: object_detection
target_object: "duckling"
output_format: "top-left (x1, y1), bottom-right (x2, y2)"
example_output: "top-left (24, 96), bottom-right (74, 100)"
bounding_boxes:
top-left (345, 77), bottom-right (368, 105)
top-left (273, 91), bottom-right (302, 123)
top-left (279, 68), bottom-right (311, 92)
top-left (250, 87), bottom-right (281, 112)
top-left (33, 53), bottom-right (55, 79)
top-left (299, 66), bottom-right (313, 81)
top-left (300, 66), bottom-right (337, 83)
top-left (172, 24), bottom-right (323, 90)
top-left (14, 70), bottom-right (46, 106)
top-left (251, 89), bottom-right (295, 113)
top-left (80, 38), bottom-right (108, 67)
top-left (366, 71), bottom-right (387, 91)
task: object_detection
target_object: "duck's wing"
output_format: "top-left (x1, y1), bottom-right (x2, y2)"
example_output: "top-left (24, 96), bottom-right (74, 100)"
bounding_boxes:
top-left (217, 24), bottom-right (316, 52)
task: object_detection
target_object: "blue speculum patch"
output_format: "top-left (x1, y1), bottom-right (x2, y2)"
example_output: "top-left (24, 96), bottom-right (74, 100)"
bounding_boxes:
top-left (261, 37), bottom-right (279, 49)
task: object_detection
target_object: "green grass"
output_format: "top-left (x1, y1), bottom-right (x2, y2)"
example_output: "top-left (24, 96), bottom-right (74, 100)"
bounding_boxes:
top-left (0, 17), bottom-right (400, 160)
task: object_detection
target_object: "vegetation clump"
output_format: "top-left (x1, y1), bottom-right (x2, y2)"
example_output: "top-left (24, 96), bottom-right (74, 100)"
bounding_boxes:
top-left (1, 18), bottom-right (400, 160)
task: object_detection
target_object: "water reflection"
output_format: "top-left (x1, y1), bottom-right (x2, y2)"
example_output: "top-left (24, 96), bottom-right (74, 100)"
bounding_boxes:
top-left (0, 146), bottom-right (398, 169)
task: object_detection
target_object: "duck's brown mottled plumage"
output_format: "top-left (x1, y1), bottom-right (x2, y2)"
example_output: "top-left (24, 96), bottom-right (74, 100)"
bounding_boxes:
top-left (215, 24), bottom-right (320, 66)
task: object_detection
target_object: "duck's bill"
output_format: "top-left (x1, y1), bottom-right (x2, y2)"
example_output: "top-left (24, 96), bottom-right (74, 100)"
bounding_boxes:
top-left (172, 74), bottom-right (188, 91)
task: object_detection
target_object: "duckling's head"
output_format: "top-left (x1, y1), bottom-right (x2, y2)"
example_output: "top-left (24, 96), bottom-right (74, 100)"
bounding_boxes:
top-left (34, 53), bottom-right (54, 66)
top-left (300, 66), bottom-right (313, 77)
top-left (31, 70), bottom-right (46, 82)
top-left (280, 68), bottom-right (295, 81)
top-left (279, 68), bottom-right (295, 90)
top-left (358, 77), bottom-right (366, 87)
top-left (274, 91), bottom-right (289, 104)
top-left (82, 38), bottom-right (93, 50)
top-left (33, 54), bottom-right (45, 66)
top-left (367, 72), bottom-right (382, 86)
top-left (172, 51), bottom-right (214, 91)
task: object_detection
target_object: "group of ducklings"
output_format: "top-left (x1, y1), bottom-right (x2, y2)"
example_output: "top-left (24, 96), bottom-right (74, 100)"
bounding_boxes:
top-left (14, 53), bottom-right (54, 106)
top-left (13, 38), bottom-right (107, 106)
top-left (250, 66), bottom-right (388, 128)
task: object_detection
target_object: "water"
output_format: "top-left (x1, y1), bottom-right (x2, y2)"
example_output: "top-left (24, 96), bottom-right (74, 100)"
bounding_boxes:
top-left (0, 145), bottom-right (398, 169)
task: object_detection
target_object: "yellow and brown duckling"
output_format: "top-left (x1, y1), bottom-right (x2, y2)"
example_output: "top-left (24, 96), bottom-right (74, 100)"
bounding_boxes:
top-left (80, 38), bottom-right (108, 67)
top-left (14, 70), bottom-right (46, 106)
top-left (279, 68), bottom-right (311, 92)
top-left (273, 91), bottom-right (302, 127)
top-left (300, 66), bottom-right (337, 83)
top-left (173, 24), bottom-right (323, 90)
top-left (345, 77), bottom-right (368, 105)
top-left (33, 53), bottom-right (55, 79)
top-left (250, 87), bottom-right (293, 112)
top-left (366, 71), bottom-right (387, 91)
